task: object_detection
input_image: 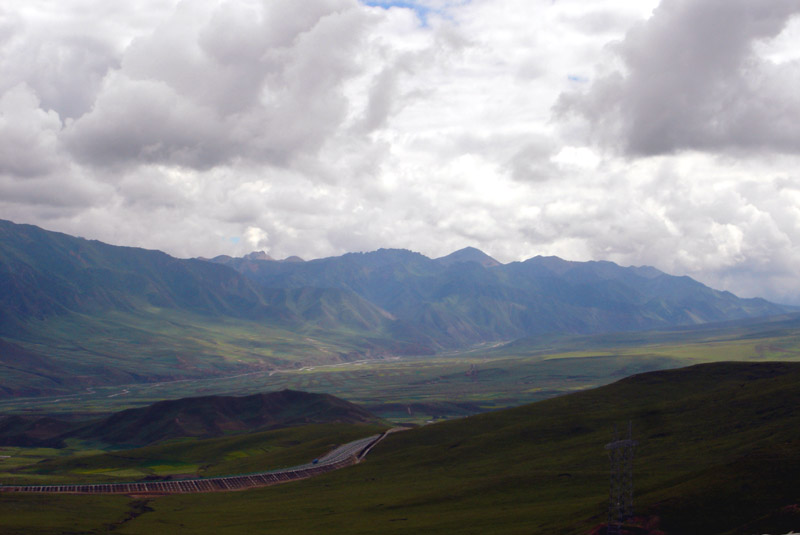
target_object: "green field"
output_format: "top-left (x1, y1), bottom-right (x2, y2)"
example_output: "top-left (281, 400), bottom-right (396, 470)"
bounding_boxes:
top-left (4, 314), bottom-right (800, 424)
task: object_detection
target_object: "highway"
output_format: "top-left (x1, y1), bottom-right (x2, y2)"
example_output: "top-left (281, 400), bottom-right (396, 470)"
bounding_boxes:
top-left (0, 431), bottom-right (392, 496)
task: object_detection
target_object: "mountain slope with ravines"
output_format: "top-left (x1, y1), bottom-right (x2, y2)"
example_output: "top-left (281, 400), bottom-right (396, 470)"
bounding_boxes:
top-left (211, 244), bottom-right (790, 347)
top-left (0, 218), bottom-right (793, 397)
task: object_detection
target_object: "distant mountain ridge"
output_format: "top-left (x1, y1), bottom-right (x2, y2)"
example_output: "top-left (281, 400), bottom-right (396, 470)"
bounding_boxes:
top-left (208, 244), bottom-right (790, 348)
top-left (2, 219), bottom-right (792, 346)
top-left (0, 218), bottom-right (794, 396)
top-left (434, 246), bottom-right (501, 267)
top-left (0, 220), bottom-right (402, 337)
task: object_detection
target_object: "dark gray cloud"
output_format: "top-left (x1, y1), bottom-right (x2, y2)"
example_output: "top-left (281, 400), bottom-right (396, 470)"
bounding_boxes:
top-left (357, 67), bottom-right (400, 133)
top-left (557, 0), bottom-right (800, 156)
top-left (0, 7), bottom-right (120, 121)
top-left (63, 74), bottom-right (235, 169)
top-left (506, 138), bottom-right (558, 182)
top-left (24, 36), bottom-right (118, 120)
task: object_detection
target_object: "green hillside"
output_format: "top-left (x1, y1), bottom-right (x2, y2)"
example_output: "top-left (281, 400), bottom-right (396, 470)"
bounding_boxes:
top-left (0, 307), bottom-right (406, 399)
top-left (3, 362), bottom-right (800, 534)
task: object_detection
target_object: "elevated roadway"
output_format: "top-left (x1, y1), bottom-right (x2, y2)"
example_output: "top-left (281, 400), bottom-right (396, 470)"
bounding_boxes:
top-left (0, 430), bottom-right (398, 496)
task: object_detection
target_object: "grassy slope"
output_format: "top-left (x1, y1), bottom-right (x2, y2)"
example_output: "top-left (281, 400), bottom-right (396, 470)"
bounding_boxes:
top-left (120, 362), bottom-right (800, 535)
top-left (4, 362), bottom-right (800, 534)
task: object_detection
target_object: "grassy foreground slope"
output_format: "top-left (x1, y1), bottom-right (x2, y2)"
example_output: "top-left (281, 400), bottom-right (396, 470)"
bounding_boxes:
top-left (5, 362), bottom-right (800, 534)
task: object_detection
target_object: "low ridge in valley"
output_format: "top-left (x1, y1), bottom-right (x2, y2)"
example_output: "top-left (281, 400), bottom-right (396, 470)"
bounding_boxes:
top-left (0, 389), bottom-right (383, 448)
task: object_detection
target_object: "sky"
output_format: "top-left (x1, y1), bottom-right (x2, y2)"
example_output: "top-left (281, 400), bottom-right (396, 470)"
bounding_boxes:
top-left (1, 0), bottom-right (800, 304)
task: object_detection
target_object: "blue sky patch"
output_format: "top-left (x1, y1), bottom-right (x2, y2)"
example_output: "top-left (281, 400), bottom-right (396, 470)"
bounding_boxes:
top-left (362, 1), bottom-right (435, 26)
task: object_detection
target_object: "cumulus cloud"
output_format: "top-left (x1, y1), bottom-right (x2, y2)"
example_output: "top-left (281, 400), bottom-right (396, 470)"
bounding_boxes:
top-left (64, 0), bottom-right (373, 170)
top-left (557, 0), bottom-right (800, 156)
top-left (2, 0), bottom-right (800, 306)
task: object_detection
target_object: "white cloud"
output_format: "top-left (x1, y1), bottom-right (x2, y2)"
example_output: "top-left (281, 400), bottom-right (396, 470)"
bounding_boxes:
top-left (62, 0), bottom-right (374, 170)
top-left (1, 0), bottom-right (800, 305)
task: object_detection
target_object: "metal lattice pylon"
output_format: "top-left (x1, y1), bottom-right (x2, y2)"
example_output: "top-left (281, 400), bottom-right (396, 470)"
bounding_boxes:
top-left (605, 422), bottom-right (637, 535)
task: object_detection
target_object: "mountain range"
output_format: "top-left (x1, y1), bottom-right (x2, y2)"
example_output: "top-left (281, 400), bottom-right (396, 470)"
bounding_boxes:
top-left (0, 218), bottom-right (793, 396)
top-left (208, 244), bottom-right (790, 348)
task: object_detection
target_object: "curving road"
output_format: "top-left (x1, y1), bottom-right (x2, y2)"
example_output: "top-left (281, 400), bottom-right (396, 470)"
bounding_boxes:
top-left (0, 431), bottom-right (394, 496)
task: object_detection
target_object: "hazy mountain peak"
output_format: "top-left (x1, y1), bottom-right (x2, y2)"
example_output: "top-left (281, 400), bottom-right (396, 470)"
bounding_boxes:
top-left (525, 255), bottom-right (668, 281)
top-left (435, 247), bottom-right (501, 267)
top-left (244, 251), bottom-right (274, 261)
top-left (518, 255), bottom-right (571, 274)
top-left (208, 254), bottom-right (233, 262)
top-left (334, 248), bottom-right (429, 270)
top-left (630, 265), bottom-right (665, 279)
top-left (281, 255), bottom-right (305, 263)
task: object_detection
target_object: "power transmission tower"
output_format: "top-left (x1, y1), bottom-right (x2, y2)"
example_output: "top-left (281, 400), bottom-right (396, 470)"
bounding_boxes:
top-left (605, 422), bottom-right (637, 535)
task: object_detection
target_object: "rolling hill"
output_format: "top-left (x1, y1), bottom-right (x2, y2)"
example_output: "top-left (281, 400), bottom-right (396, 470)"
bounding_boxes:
top-left (0, 389), bottom-right (383, 448)
top-left (68, 389), bottom-right (383, 447)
